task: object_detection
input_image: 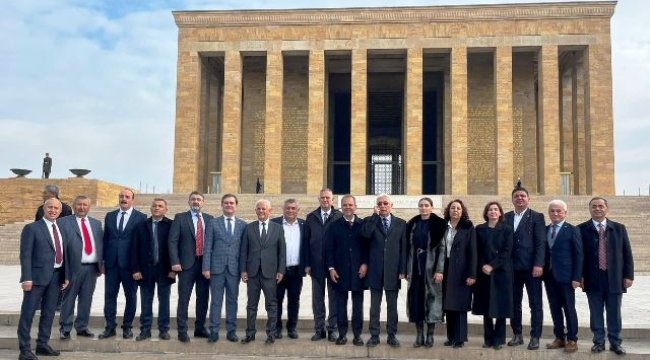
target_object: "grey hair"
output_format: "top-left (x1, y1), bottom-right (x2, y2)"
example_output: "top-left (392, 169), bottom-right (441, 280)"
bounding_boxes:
top-left (548, 199), bottom-right (568, 212)
top-left (43, 185), bottom-right (60, 198)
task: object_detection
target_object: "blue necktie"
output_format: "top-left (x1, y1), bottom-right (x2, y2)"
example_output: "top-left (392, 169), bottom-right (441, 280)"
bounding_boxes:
top-left (152, 220), bottom-right (159, 265)
top-left (383, 217), bottom-right (389, 233)
top-left (227, 218), bottom-right (233, 236)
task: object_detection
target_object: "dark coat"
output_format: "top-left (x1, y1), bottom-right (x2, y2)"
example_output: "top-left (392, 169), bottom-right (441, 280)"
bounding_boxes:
top-left (271, 216), bottom-right (307, 276)
top-left (168, 211), bottom-right (214, 270)
top-left (506, 208), bottom-right (546, 271)
top-left (304, 207), bottom-right (342, 279)
top-left (325, 216), bottom-right (368, 292)
top-left (544, 222), bottom-right (583, 283)
top-left (19, 219), bottom-right (71, 285)
top-left (472, 221), bottom-right (513, 319)
top-left (578, 219), bottom-right (634, 294)
top-left (130, 216), bottom-right (175, 283)
top-left (103, 208), bottom-right (147, 270)
top-left (359, 213), bottom-right (407, 291)
top-left (443, 218), bottom-right (477, 312)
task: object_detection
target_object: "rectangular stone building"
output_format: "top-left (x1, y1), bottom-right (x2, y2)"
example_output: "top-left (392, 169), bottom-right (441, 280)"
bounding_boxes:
top-left (172, 1), bottom-right (616, 196)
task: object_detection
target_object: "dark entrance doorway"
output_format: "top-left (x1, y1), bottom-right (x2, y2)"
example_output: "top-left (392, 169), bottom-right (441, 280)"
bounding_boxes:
top-left (367, 91), bottom-right (403, 195)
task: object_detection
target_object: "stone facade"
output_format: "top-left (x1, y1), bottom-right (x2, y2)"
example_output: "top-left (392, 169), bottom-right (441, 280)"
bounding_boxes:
top-left (173, 2), bottom-right (616, 195)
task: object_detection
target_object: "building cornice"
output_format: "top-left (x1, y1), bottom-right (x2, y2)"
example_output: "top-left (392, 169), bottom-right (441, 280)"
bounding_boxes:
top-left (173, 2), bottom-right (617, 28)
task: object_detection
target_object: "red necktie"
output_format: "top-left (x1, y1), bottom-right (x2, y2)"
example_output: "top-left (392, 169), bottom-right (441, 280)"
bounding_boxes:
top-left (52, 223), bottom-right (63, 265)
top-left (196, 214), bottom-right (203, 256)
top-left (598, 223), bottom-right (607, 270)
top-left (81, 218), bottom-right (93, 255)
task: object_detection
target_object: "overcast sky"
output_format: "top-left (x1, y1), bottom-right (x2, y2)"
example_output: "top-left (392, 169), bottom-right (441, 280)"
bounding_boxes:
top-left (1, 0), bottom-right (647, 195)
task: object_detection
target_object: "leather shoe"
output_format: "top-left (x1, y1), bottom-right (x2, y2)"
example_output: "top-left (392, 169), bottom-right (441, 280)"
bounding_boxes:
top-left (564, 340), bottom-right (578, 353)
top-left (387, 334), bottom-right (401, 348)
top-left (528, 337), bottom-right (540, 350)
top-left (353, 336), bottom-right (364, 346)
top-left (159, 331), bottom-right (170, 340)
top-left (366, 336), bottom-right (379, 347)
top-left (207, 332), bottom-right (219, 343)
top-left (60, 331), bottom-right (70, 340)
top-left (591, 343), bottom-right (606, 353)
top-left (76, 329), bottom-right (94, 338)
top-left (18, 350), bottom-right (38, 360)
top-left (327, 330), bottom-right (337, 342)
top-left (136, 331), bottom-right (151, 341)
top-left (335, 336), bottom-right (347, 345)
top-left (482, 342), bottom-right (492, 348)
top-left (493, 344), bottom-right (503, 350)
top-left (122, 329), bottom-right (133, 339)
top-left (610, 344), bottom-right (626, 355)
top-left (508, 334), bottom-right (524, 346)
top-left (265, 336), bottom-right (275, 344)
top-left (98, 328), bottom-right (116, 339)
top-left (227, 332), bottom-right (239, 342)
top-left (178, 333), bottom-right (190, 343)
top-left (444, 340), bottom-right (454, 346)
top-left (274, 330), bottom-right (283, 339)
top-left (546, 338), bottom-right (566, 349)
top-left (194, 328), bottom-right (209, 338)
top-left (311, 329), bottom-right (326, 341)
top-left (241, 334), bottom-right (255, 344)
top-left (35, 344), bottom-right (60, 356)
top-left (453, 341), bottom-right (464, 348)
top-left (287, 329), bottom-right (298, 339)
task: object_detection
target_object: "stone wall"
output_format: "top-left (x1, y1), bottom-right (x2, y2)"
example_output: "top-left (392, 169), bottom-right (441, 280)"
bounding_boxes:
top-left (281, 55), bottom-right (309, 193)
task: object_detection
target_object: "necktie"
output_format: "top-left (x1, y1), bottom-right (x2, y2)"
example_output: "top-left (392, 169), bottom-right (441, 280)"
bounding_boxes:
top-left (227, 218), bottom-right (233, 236)
top-left (196, 214), bottom-right (204, 256)
top-left (322, 212), bottom-right (328, 225)
top-left (52, 223), bottom-right (63, 265)
top-left (383, 217), bottom-right (389, 233)
top-left (261, 222), bottom-right (267, 243)
top-left (118, 211), bottom-right (126, 233)
top-left (152, 220), bottom-right (159, 265)
top-left (598, 223), bottom-right (607, 270)
top-left (81, 218), bottom-right (93, 255)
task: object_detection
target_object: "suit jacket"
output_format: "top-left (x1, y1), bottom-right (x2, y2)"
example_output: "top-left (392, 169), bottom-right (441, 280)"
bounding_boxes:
top-left (578, 218), bottom-right (634, 294)
top-left (203, 215), bottom-right (248, 277)
top-left (239, 220), bottom-right (286, 279)
top-left (103, 208), bottom-right (147, 270)
top-left (271, 216), bottom-right (307, 276)
top-left (359, 213), bottom-right (407, 291)
top-left (58, 215), bottom-right (103, 276)
top-left (545, 222), bottom-right (583, 284)
top-left (506, 208), bottom-right (546, 271)
top-left (325, 215), bottom-right (368, 292)
top-left (19, 219), bottom-right (70, 285)
top-left (131, 216), bottom-right (175, 283)
top-left (304, 207), bottom-right (342, 279)
top-left (169, 211), bottom-right (214, 270)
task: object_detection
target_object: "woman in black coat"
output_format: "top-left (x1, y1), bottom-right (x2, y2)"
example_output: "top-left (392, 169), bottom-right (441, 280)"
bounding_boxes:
top-left (405, 197), bottom-right (447, 348)
top-left (472, 201), bottom-right (514, 350)
top-left (441, 199), bottom-right (476, 348)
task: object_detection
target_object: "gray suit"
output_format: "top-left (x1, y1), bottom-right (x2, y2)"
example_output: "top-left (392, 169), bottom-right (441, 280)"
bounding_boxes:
top-left (58, 215), bottom-right (103, 334)
top-left (239, 220), bottom-right (286, 337)
top-left (203, 215), bottom-right (247, 335)
top-left (18, 219), bottom-right (70, 352)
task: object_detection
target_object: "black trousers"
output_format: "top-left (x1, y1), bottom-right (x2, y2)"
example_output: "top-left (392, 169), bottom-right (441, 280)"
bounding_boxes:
top-left (369, 288), bottom-right (398, 337)
top-left (336, 289), bottom-right (364, 337)
top-left (276, 266), bottom-right (303, 332)
top-left (484, 317), bottom-right (507, 346)
top-left (446, 310), bottom-right (468, 343)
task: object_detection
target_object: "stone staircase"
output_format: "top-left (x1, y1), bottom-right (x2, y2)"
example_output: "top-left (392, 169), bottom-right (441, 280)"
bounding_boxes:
top-left (1, 194), bottom-right (648, 272)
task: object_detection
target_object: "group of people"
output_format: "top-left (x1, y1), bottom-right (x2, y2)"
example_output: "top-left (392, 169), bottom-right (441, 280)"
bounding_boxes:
top-left (17, 185), bottom-right (634, 360)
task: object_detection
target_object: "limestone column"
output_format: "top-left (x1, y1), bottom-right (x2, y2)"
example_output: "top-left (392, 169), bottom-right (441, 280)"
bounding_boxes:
top-left (450, 46), bottom-right (468, 195)
top-left (173, 48), bottom-right (201, 193)
top-left (538, 45), bottom-right (560, 194)
top-left (221, 50), bottom-right (242, 194)
top-left (495, 46), bottom-right (514, 195)
top-left (264, 50), bottom-right (283, 194)
top-left (405, 48), bottom-right (423, 195)
top-left (307, 50), bottom-right (325, 194)
top-left (350, 49), bottom-right (367, 194)
top-left (585, 43), bottom-right (615, 195)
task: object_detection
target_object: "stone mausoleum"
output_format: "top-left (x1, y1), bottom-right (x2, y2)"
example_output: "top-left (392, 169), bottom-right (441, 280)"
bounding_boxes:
top-left (172, 1), bottom-right (616, 196)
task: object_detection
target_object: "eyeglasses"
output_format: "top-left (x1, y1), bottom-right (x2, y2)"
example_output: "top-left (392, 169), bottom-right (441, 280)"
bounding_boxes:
top-left (377, 202), bottom-right (390, 206)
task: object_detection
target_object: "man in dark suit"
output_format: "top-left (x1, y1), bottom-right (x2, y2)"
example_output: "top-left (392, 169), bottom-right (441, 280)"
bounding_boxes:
top-left (326, 195), bottom-right (368, 346)
top-left (18, 198), bottom-right (70, 360)
top-left (42, 152), bottom-right (52, 179)
top-left (578, 197), bottom-right (634, 356)
top-left (100, 188), bottom-right (147, 340)
top-left (271, 198), bottom-right (306, 340)
top-left (505, 186), bottom-right (546, 350)
top-left (543, 200), bottom-right (583, 353)
top-left (58, 195), bottom-right (103, 340)
top-left (169, 191), bottom-right (214, 342)
top-left (131, 198), bottom-right (175, 341)
top-left (359, 194), bottom-right (407, 348)
top-left (239, 199), bottom-right (286, 345)
top-left (35, 185), bottom-right (72, 221)
top-left (304, 188), bottom-right (342, 342)
top-left (202, 194), bottom-right (247, 343)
